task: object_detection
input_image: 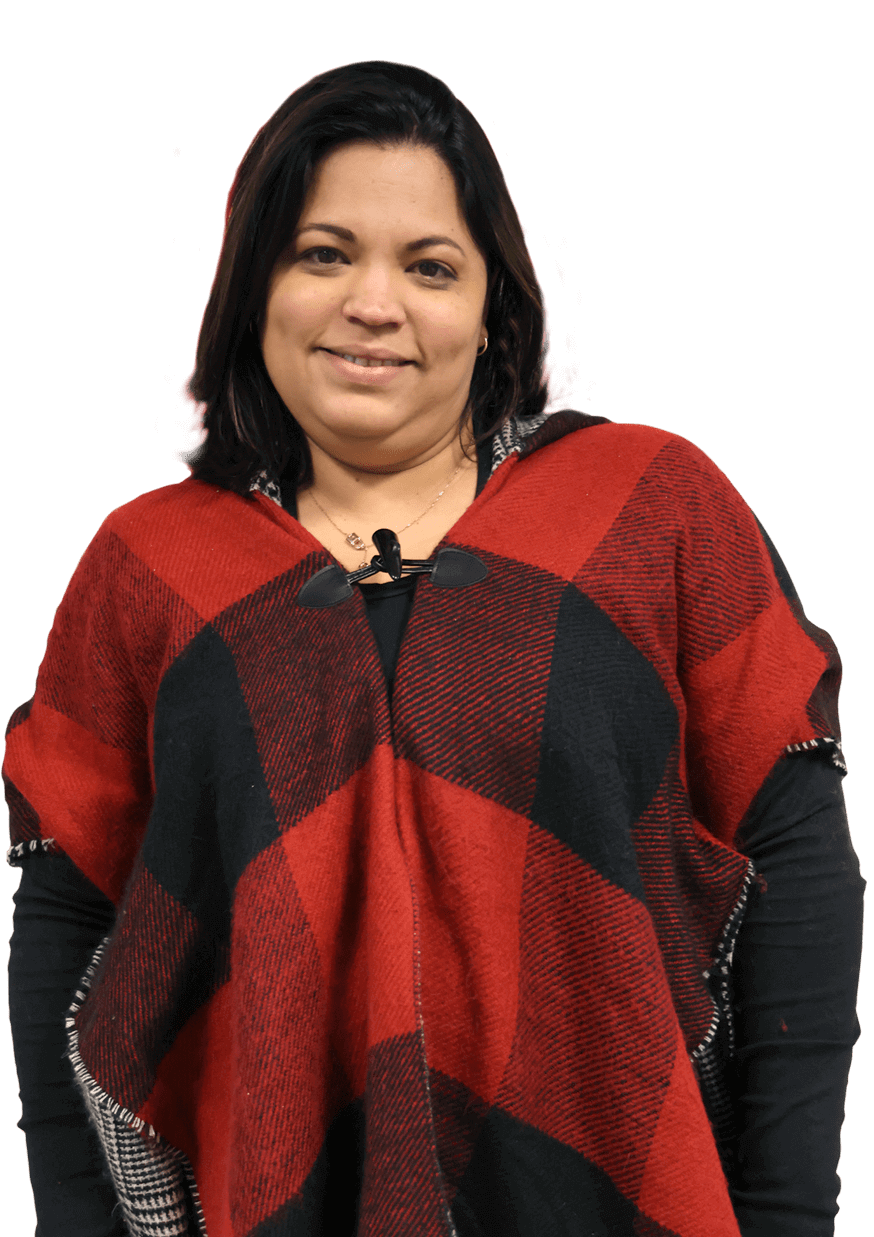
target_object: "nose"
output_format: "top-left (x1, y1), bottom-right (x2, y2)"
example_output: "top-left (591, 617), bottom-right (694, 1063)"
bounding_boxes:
top-left (342, 262), bottom-right (406, 329)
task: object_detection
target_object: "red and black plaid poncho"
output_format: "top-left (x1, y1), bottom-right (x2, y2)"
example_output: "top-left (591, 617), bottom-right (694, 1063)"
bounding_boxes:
top-left (4, 413), bottom-right (842, 1237)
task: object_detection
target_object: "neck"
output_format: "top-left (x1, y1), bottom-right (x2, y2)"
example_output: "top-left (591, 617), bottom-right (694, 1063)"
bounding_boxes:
top-left (300, 426), bottom-right (477, 521)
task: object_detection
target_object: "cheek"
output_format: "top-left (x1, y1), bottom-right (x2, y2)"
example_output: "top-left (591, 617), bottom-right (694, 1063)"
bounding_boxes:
top-left (265, 283), bottom-right (336, 350)
top-left (422, 302), bottom-right (482, 359)
top-left (278, 283), bottom-right (328, 336)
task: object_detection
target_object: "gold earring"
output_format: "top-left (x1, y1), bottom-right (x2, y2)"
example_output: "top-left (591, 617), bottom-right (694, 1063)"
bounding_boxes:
top-left (477, 334), bottom-right (489, 357)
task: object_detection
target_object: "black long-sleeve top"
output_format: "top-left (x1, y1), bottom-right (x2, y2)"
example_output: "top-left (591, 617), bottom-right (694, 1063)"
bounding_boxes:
top-left (7, 442), bottom-right (865, 1233)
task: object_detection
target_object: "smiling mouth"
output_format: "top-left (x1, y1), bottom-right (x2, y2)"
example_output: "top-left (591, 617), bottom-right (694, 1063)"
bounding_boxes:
top-left (322, 349), bottom-right (411, 368)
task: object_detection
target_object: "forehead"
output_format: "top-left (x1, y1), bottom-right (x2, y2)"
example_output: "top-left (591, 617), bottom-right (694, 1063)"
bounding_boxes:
top-left (301, 142), bottom-right (469, 236)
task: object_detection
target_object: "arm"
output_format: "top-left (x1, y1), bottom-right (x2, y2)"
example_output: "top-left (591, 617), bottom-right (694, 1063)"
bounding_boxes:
top-left (9, 851), bottom-right (127, 1236)
top-left (730, 753), bottom-right (864, 1236)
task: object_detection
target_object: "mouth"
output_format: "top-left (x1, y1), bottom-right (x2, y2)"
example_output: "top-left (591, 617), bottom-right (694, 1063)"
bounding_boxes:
top-left (318, 351), bottom-right (412, 383)
top-left (320, 348), bottom-right (412, 368)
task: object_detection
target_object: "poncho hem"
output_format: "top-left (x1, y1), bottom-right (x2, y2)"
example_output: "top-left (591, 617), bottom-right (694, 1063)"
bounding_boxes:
top-left (65, 935), bottom-right (208, 1237)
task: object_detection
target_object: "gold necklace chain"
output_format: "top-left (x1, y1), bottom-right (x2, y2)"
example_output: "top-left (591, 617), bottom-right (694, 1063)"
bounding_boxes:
top-left (308, 459), bottom-right (466, 567)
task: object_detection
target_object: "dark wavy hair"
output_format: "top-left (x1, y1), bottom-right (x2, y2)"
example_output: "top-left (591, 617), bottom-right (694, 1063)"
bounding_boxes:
top-left (187, 60), bottom-right (548, 494)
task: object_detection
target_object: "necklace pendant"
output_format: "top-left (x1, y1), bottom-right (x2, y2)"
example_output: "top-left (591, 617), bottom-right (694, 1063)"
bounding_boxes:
top-left (346, 533), bottom-right (366, 552)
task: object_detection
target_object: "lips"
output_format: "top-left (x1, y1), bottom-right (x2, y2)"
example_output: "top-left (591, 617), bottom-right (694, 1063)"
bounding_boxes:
top-left (319, 348), bottom-right (413, 387)
top-left (321, 348), bottom-right (412, 368)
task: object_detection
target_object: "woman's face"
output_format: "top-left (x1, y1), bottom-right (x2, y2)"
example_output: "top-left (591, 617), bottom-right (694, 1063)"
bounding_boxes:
top-left (261, 141), bottom-right (489, 472)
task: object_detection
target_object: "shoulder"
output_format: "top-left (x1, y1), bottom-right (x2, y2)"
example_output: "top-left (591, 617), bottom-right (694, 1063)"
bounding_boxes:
top-left (102, 476), bottom-right (243, 538)
top-left (103, 472), bottom-right (236, 522)
top-left (519, 412), bottom-right (739, 505)
top-left (87, 476), bottom-right (259, 570)
top-left (510, 415), bottom-right (769, 574)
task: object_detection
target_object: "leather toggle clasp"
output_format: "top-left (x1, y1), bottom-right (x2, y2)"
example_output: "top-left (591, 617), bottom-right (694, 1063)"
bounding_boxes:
top-left (296, 530), bottom-right (488, 608)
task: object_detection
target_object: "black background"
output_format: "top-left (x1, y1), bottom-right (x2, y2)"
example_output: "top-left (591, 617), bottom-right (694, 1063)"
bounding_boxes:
top-left (3, 53), bottom-right (860, 1232)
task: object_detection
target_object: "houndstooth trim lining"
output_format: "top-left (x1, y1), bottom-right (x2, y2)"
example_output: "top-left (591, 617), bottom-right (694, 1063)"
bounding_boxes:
top-left (248, 465), bottom-right (281, 504)
top-left (690, 859), bottom-right (756, 1171)
top-left (784, 735), bottom-right (847, 773)
top-left (7, 837), bottom-right (57, 864)
top-left (247, 413), bottom-right (553, 506)
top-left (66, 937), bottom-right (208, 1236)
top-left (489, 412), bottom-right (551, 473)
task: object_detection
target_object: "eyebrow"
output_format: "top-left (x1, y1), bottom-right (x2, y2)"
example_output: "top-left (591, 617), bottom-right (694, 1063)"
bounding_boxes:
top-left (295, 223), bottom-right (465, 255)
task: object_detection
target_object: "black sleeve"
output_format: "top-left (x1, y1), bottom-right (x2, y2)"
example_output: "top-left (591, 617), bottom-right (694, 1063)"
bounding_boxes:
top-left (730, 753), bottom-right (864, 1237)
top-left (8, 851), bottom-right (127, 1236)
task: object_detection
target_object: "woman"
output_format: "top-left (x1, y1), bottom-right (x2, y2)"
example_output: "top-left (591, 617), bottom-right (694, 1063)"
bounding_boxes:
top-left (5, 60), bottom-right (863, 1237)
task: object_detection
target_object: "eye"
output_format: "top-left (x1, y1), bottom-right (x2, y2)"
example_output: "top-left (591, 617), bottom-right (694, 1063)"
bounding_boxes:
top-left (417, 259), bottom-right (457, 282)
top-left (302, 246), bottom-right (341, 265)
top-left (300, 244), bottom-right (454, 279)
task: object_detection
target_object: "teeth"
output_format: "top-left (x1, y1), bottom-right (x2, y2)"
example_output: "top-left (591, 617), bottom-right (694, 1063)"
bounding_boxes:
top-left (339, 353), bottom-right (405, 367)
